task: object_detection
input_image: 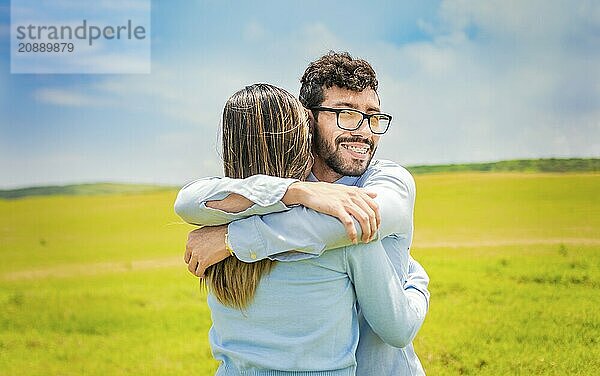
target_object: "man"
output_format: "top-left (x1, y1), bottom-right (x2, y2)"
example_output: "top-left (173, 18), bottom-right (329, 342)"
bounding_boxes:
top-left (175, 51), bottom-right (429, 375)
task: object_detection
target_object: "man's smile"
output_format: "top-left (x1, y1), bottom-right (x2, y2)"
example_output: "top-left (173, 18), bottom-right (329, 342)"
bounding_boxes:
top-left (340, 142), bottom-right (371, 160)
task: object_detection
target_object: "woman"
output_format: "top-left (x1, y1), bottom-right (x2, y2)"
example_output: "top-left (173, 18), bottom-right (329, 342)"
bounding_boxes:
top-left (177, 84), bottom-right (424, 375)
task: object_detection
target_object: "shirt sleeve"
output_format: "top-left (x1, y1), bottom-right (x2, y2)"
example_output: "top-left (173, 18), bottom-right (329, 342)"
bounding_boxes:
top-left (227, 205), bottom-right (365, 262)
top-left (405, 256), bottom-right (431, 311)
top-left (345, 241), bottom-right (427, 348)
top-left (360, 159), bottom-right (416, 241)
top-left (173, 175), bottom-right (298, 226)
top-left (227, 160), bottom-right (416, 263)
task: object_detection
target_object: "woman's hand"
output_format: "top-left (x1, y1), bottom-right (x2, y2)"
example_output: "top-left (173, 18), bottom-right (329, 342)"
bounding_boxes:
top-left (282, 181), bottom-right (380, 244)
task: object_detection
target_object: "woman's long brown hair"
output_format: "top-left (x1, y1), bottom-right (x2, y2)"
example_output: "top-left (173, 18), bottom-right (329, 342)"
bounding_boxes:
top-left (204, 83), bottom-right (312, 310)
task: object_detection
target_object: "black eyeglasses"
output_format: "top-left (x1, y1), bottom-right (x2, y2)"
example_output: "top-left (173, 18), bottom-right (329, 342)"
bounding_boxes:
top-left (311, 107), bottom-right (392, 135)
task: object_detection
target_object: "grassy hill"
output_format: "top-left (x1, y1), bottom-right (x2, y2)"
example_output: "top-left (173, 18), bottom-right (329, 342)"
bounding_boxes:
top-left (0, 183), bottom-right (174, 199)
top-left (1, 158), bottom-right (597, 199)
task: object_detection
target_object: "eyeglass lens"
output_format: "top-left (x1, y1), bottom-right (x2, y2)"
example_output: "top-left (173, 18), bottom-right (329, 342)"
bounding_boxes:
top-left (338, 110), bottom-right (390, 133)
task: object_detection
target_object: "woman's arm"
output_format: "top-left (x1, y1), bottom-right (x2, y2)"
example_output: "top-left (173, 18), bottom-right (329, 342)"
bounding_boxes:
top-left (174, 175), bottom-right (296, 226)
top-left (205, 193), bottom-right (254, 213)
top-left (175, 176), bottom-right (379, 241)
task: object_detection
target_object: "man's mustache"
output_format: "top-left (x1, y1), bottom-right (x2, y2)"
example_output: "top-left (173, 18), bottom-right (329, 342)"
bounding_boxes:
top-left (335, 136), bottom-right (375, 150)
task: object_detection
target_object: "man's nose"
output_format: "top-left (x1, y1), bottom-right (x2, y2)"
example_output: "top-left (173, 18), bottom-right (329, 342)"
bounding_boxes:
top-left (350, 118), bottom-right (373, 137)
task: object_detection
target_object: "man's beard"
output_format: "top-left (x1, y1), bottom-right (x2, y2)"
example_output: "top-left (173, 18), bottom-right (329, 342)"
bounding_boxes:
top-left (313, 124), bottom-right (376, 177)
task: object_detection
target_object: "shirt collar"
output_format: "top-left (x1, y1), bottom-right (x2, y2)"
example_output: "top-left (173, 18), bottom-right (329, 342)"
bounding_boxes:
top-left (307, 172), bottom-right (361, 186)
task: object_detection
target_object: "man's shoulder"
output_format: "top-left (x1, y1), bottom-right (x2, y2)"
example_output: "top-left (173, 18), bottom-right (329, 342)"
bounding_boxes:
top-left (362, 159), bottom-right (415, 184)
top-left (355, 159), bottom-right (416, 196)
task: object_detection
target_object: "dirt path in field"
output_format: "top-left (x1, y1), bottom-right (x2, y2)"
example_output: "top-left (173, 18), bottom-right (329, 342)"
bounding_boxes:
top-left (2, 237), bottom-right (598, 281)
top-left (413, 237), bottom-right (600, 249)
top-left (1, 256), bottom-right (182, 281)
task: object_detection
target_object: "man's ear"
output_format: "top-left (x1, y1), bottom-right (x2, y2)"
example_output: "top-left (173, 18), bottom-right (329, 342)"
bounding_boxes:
top-left (306, 109), bottom-right (316, 133)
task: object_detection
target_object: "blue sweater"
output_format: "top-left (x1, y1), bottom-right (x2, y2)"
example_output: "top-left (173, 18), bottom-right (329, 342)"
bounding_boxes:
top-left (207, 241), bottom-right (425, 375)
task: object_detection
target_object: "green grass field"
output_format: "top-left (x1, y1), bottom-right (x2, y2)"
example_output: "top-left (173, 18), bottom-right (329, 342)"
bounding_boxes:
top-left (1, 172), bottom-right (599, 375)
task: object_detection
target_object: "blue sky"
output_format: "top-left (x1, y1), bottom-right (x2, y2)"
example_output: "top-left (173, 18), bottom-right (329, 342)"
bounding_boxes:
top-left (1, 0), bottom-right (598, 188)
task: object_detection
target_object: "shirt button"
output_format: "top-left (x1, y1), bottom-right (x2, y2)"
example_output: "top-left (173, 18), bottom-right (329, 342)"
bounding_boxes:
top-left (250, 251), bottom-right (257, 260)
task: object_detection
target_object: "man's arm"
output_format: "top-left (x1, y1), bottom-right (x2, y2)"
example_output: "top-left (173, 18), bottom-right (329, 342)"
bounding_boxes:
top-left (360, 160), bottom-right (415, 242)
top-left (405, 256), bottom-right (430, 311)
top-left (347, 241), bottom-right (427, 348)
top-left (227, 160), bottom-right (415, 263)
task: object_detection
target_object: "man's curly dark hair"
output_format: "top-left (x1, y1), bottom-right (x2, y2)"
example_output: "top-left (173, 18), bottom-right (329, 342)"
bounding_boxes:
top-left (299, 51), bottom-right (378, 109)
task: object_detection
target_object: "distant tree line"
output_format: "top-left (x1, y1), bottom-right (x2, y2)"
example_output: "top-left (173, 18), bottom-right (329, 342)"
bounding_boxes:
top-left (407, 158), bottom-right (599, 174)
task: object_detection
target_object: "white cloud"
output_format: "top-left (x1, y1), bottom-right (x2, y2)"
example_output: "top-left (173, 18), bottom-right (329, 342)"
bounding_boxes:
top-left (244, 21), bottom-right (267, 42)
top-left (298, 23), bottom-right (346, 56)
top-left (33, 88), bottom-right (109, 107)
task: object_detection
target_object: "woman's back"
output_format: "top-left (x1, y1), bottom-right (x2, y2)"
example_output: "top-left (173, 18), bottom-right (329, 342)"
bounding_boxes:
top-left (209, 238), bottom-right (418, 375)
top-left (209, 247), bottom-right (358, 374)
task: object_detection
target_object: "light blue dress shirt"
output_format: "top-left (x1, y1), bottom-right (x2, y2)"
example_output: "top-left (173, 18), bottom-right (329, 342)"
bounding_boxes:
top-left (175, 159), bottom-right (430, 375)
